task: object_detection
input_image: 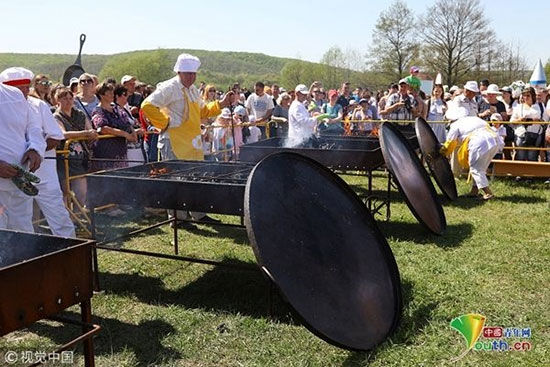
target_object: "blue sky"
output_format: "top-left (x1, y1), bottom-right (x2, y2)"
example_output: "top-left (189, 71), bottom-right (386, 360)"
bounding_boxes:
top-left (1, 0), bottom-right (548, 70)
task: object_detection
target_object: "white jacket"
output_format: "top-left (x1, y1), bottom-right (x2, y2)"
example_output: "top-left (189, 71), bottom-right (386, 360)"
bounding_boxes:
top-left (28, 96), bottom-right (64, 185)
top-left (288, 100), bottom-right (317, 146)
top-left (145, 76), bottom-right (203, 130)
top-left (0, 85), bottom-right (46, 191)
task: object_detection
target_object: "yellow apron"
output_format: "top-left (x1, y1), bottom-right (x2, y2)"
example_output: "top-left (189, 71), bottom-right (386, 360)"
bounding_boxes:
top-left (142, 98), bottom-right (220, 160)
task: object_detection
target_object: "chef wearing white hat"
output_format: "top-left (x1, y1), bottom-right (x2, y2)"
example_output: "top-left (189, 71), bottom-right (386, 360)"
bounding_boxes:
top-left (141, 53), bottom-right (234, 160)
top-left (0, 71), bottom-right (46, 232)
top-left (141, 53), bottom-right (234, 224)
top-left (0, 67), bottom-right (75, 237)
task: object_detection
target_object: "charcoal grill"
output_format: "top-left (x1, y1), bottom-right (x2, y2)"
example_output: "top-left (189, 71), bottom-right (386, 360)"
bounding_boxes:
top-left (239, 136), bottom-right (399, 219)
top-left (0, 229), bottom-right (100, 366)
top-left (87, 160), bottom-right (254, 216)
top-left (239, 136), bottom-right (384, 170)
top-left (89, 153), bottom-right (403, 351)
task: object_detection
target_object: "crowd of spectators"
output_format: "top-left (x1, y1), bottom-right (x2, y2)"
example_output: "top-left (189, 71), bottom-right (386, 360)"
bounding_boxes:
top-left (2, 64), bottom-right (548, 227)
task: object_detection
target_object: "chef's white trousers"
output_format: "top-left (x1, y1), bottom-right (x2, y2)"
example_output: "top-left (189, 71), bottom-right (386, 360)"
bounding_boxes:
top-left (0, 189), bottom-right (34, 232)
top-left (35, 180), bottom-right (76, 238)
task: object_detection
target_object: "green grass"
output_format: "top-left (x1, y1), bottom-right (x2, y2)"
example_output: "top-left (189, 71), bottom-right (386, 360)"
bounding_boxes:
top-left (1, 174), bottom-right (548, 366)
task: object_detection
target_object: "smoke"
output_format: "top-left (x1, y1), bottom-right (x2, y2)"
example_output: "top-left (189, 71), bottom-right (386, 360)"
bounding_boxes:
top-left (283, 129), bottom-right (317, 148)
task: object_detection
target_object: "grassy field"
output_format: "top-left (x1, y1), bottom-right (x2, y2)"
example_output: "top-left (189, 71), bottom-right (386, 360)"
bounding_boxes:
top-left (1, 173), bottom-right (548, 367)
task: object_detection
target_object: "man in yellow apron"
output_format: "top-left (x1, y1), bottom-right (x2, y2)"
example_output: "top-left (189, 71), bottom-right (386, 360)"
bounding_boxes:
top-left (141, 53), bottom-right (234, 223)
top-left (440, 116), bottom-right (503, 200)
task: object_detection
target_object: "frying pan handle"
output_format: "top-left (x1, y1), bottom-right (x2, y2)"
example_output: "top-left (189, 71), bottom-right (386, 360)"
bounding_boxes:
top-left (75, 34), bottom-right (86, 66)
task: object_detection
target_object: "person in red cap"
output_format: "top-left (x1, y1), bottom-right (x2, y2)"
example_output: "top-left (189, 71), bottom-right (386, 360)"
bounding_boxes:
top-left (0, 68), bottom-right (46, 232)
top-left (0, 67), bottom-right (75, 237)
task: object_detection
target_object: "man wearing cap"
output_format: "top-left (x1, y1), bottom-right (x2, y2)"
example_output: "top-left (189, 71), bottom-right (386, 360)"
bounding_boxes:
top-left (121, 75), bottom-right (142, 117)
top-left (0, 67), bottom-right (75, 237)
top-left (288, 84), bottom-right (320, 146)
top-left (448, 81), bottom-right (479, 119)
top-left (380, 78), bottom-right (418, 123)
top-left (0, 72), bottom-right (46, 232)
top-left (141, 53), bottom-right (233, 224)
top-left (478, 84), bottom-right (507, 121)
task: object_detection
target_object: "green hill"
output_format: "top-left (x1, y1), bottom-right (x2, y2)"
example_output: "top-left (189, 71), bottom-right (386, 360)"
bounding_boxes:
top-left (0, 49), bottom-right (368, 91)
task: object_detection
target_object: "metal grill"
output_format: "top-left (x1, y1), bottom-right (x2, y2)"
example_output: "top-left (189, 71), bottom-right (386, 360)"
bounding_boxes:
top-left (239, 137), bottom-right (384, 171)
top-left (0, 230), bottom-right (99, 366)
top-left (87, 161), bottom-right (255, 215)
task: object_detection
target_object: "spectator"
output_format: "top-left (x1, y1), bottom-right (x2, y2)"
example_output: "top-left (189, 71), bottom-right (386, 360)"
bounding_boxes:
top-left (138, 85), bottom-right (160, 162)
top-left (426, 84), bottom-right (447, 143)
top-left (378, 83), bottom-right (398, 118)
top-left (245, 81), bottom-right (274, 138)
top-left (272, 92), bottom-right (291, 137)
top-left (91, 82), bottom-right (137, 172)
top-left (54, 87), bottom-right (97, 206)
top-left (447, 81), bottom-right (479, 119)
top-left (271, 84), bottom-right (280, 106)
top-left (336, 82), bottom-right (352, 113)
top-left (29, 74), bottom-right (53, 106)
top-left (361, 89), bottom-right (379, 119)
top-left (380, 79), bottom-right (418, 129)
top-left (308, 87), bottom-right (324, 114)
top-left (353, 98), bottom-right (375, 134)
top-left (212, 108), bottom-right (235, 161)
top-left (74, 73), bottom-right (99, 121)
top-left (121, 75), bottom-right (143, 118)
top-left (247, 115), bottom-right (262, 144)
top-left (479, 79), bottom-right (490, 93)
top-left (478, 84), bottom-right (507, 121)
top-left (69, 77), bottom-right (79, 94)
top-left (499, 86), bottom-right (516, 159)
top-left (320, 89), bottom-right (344, 135)
top-left (405, 66), bottom-right (422, 92)
top-left (510, 86), bottom-right (545, 161)
top-left (114, 84), bottom-right (145, 166)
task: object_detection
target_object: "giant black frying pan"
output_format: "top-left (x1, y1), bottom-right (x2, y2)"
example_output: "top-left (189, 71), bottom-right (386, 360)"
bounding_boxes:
top-left (415, 117), bottom-right (458, 200)
top-left (379, 122), bottom-right (446, 235)
top-left (62, 34), bottom-right (86, 86)
top-left (244, 152), bottom-right (402, 351)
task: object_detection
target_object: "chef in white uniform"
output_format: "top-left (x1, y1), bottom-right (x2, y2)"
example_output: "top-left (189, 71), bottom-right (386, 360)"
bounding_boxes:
top-left (0, 82), bottom-right (45, 232)
top-left (0, 67), bottom-right (75, 237)
top-left (440, 116), bottom-right (504, 200)
top-left (288, 84), bottom-right (319, 146)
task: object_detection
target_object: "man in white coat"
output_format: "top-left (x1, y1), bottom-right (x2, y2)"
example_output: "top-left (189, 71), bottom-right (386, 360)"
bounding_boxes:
top-left (0, 83), bottom-right (45, 232)
top-left (440, 116), bottom-right (504, 200)
top-left (288, 84), bottom-right (320, 147)
top-left (0, 67), bottom-right (75, 237)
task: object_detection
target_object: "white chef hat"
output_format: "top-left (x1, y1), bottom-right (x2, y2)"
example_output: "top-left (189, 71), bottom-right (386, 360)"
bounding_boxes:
top-left (173, 53), bottom-right (201, 73)
top-left (0, 67), bottom-right (34, 86)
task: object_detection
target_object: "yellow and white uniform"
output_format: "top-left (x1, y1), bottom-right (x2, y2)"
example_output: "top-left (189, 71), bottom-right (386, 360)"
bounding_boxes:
top-left (440, 116), bottom-right (503, 189)
top-left (141, 76), bottom-right (220, 160)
